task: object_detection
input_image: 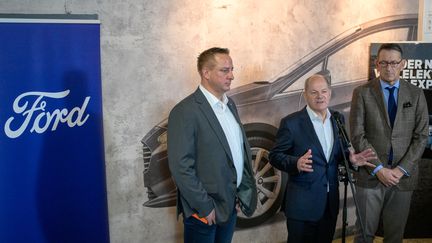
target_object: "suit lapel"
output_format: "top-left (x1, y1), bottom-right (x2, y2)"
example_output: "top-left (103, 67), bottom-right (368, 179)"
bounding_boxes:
top-left (227, 99), bottom-right (241, 124)
top-left (328, 114), bottom-right (340, 164)
top-left (227, 99), bottom-right (251, 163)
top-left (299, 108), bottom-right (327, 161)
top-left (193, 88), bottom-right (234, 162)
top-left (371, 78), bottom-right (391, 127)
top-left (394, 80), bottom-right (410, 128)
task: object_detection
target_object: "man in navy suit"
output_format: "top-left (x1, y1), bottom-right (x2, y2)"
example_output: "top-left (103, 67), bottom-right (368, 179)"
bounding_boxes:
top-left (269, 74), bottom-right (376, 243)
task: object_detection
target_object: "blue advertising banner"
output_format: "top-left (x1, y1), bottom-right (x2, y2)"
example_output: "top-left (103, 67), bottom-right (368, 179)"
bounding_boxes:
top-left (0, 18), bottom-right (109, 243)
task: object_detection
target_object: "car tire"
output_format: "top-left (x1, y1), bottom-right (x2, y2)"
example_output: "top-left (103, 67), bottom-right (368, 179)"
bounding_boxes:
top-left (236, 124), bottom-right (288, 228)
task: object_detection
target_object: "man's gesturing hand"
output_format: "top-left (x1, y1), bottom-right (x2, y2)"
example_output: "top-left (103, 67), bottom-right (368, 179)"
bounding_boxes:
top-left (297, 149), bottom-right (313, 173)
top-left (349, 148), bottom-right (377, 168)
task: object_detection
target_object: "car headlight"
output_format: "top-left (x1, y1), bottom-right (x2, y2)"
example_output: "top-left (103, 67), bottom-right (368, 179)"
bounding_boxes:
top-left (158, 131), bottom-right (167, 144)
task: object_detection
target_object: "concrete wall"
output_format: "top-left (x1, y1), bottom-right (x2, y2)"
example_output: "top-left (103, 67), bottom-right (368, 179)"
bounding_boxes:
top-left (0, 1), bottom-right (418, 242)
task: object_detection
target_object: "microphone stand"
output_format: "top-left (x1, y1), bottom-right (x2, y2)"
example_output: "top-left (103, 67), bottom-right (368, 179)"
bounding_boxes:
top-left (333, 114), bottom-right (367, 243)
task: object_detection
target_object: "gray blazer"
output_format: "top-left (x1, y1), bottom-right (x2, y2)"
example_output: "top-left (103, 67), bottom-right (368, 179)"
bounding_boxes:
top-left (167, 88), bottom-right (257, 224)
top-left (350, 78), bottom-right (428, 190)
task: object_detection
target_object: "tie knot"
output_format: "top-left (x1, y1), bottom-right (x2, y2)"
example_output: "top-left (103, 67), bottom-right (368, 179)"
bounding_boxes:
top-left (386, 86), bottom-right (396, 94)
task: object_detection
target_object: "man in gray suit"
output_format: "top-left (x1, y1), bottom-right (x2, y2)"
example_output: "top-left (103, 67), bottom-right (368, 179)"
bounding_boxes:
top-left (167, 47), bottom-right (257, 243)
top-left (350, 43), bottom-right (429, 243)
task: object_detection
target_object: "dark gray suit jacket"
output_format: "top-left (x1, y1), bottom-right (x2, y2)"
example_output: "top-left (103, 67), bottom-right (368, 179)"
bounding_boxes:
top-left (167, 88), bottom-right (257, 224)
top-left (350, 78), bottom-right (428, 190)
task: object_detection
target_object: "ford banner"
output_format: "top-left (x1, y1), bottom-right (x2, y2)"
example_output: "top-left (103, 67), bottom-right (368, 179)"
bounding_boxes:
top-left (0, 16), bottom-right (109, 243)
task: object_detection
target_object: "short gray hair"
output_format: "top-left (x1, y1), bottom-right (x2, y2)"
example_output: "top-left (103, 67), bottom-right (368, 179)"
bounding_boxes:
top-left (304, 74), bottom-right (330, 91)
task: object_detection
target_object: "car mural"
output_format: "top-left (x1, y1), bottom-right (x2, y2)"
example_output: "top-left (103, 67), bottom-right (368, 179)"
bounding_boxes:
top-left (141, 14), bottom-right (418, 228)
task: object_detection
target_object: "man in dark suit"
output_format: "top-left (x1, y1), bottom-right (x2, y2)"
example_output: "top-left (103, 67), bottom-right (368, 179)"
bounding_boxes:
top-left (350, 43), bottom-right (428, 243)
top-left (167, 47), bottom-right (257, 243)
top-left (269, 74), bottom-right (376, 243)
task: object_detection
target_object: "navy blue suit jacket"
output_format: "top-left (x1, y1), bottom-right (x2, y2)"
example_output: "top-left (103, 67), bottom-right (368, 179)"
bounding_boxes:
top-left (269, 107), bottom-right (345, 222)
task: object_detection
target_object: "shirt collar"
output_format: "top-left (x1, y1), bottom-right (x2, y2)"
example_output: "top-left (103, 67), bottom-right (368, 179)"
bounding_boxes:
top-left (199, 85), bottom-right (228, 109)
top-left (379, 79), bottom-right (400, 90)
top-left (306, 106), bottom-right (331, 122)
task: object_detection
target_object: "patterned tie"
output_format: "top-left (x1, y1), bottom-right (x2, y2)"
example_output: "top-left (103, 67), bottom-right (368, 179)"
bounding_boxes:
top-left (386, 86), bottom-right (397, 164)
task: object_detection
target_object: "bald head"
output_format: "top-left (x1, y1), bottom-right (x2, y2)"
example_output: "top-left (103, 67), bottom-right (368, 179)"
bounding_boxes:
top-left (304, 74), bottom-right (330, 92)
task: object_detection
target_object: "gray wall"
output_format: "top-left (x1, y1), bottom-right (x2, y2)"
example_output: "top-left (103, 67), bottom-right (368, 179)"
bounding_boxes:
top-left (0, 1), bottom-right (418, 242)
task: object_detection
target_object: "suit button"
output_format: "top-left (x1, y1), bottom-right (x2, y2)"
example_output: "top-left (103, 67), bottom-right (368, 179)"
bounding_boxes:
top-left (325, 164), bottom-right (329, 168)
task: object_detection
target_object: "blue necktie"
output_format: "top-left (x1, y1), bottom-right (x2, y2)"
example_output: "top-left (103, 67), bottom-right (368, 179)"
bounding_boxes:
top-left (386, 87), bottom-right (397, 128)
top-left (386, 86), bottom-right (397, 164)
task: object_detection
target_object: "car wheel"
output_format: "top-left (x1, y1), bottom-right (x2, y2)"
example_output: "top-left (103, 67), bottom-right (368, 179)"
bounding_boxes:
top-left (236, 125), bottom-right (288, 228)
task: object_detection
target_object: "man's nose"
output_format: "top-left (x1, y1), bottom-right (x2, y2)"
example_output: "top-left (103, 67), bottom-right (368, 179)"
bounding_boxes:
top-left (228, 71), bottom-right (234, 80)
top-left (384, 64), bottom-right (392, 71)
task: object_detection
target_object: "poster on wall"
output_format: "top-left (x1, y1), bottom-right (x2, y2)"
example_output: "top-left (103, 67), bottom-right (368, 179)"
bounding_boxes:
top-left (0, 16), bottom-right (109, 243)
top-left (141, 16), bottom-right (422, 237)
top-left (369, 42), bottom-right (432, 157)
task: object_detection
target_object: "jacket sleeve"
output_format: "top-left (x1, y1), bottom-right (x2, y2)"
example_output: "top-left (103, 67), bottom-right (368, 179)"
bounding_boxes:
top-left (349, 87), bottom-right (380, 175)
top-left (167, 104), bottom-right (214, 218)
top-left (269, 118), bottom-right (301, 176)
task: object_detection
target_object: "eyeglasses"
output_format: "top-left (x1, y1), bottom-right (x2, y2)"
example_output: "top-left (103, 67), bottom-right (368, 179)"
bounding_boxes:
top-left (378, 60), bottom-right (402, 68)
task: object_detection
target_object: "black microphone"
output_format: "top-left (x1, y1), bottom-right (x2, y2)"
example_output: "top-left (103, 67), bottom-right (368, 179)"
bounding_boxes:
top-left (333, 111), bottom-right (359, 172)
top-left (332, 111), bottom-right (351, 148)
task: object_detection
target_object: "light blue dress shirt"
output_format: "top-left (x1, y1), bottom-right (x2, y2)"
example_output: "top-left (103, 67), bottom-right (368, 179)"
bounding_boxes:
top-left (380, 80), bottom-right (400, 111)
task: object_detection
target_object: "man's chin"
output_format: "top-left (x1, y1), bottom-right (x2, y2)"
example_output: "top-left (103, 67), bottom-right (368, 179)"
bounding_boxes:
top-left (382, 75), bottom-right (397, 82)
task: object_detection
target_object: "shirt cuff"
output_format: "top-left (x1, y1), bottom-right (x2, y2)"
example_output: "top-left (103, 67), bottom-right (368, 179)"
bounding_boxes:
top-left (371, 164), bottom-right (383, 176)
top-left (397, 166), bottom-right (410, 177)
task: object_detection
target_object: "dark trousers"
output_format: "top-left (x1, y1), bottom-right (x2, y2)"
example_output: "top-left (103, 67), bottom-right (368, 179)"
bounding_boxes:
top-left (183, 209), bottom-right (237, 243)
top-left (286, 197), bottom-right (337, 243)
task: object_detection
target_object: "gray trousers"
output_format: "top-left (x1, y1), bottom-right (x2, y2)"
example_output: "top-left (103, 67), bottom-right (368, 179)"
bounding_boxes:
top-left (353, 184), bottom-right (413, 243)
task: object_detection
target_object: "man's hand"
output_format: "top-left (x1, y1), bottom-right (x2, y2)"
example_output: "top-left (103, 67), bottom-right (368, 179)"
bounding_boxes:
top-left (349, 148), bottom-right (377, 168)
top-left (376, 168), bottom-right (400, 187)
top-left (205, 209), bottom-right (216, 226)
top-left (391, 167), bottom-right (404, 180)
top-left (297, 149), bottom-right (313, 173)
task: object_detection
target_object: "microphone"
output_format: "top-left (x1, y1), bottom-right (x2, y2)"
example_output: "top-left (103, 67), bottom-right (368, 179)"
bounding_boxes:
top-left (332, 111), bottom-right (351, 149)
top-left (332, 111), bottom-right (358, 172)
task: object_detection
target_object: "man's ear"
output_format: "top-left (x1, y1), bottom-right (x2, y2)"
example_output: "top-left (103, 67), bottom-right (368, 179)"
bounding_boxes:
top-left (202, 67), bottom-right (211, 80)
top-left (375, 58), bottom-right (380, 68)
top-left (400, 59), bottom-right (407, 68)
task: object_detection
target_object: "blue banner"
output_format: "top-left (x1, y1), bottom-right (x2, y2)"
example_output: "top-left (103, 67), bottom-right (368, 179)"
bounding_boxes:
top-left (0, 19), bottom-right (109, 243)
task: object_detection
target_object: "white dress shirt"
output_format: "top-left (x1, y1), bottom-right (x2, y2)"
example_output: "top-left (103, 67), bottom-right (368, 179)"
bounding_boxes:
top-left (199, 85), bottom-right (244, 187)
top-left (306, 106), bottom-right (334, 192)
top-left (306, 106), bottom-right (334, 162)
